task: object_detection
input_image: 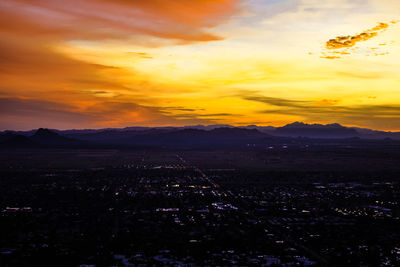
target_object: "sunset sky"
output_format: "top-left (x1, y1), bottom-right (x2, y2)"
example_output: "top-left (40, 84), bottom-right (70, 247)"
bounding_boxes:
top-left (1, 0), bottom-right (400, 130)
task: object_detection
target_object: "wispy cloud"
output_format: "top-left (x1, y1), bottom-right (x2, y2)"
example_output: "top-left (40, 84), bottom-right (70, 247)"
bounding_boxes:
top-left (321, 21), bottom-right (398, 59)
top-left (0, 97), bottom-right (223, 130)
top-left (243, 96), bottom-right (310, 108)
top-left (0, 0), bottom-right (243, 43)
top-left (326, 22), bottom-right (390, 49)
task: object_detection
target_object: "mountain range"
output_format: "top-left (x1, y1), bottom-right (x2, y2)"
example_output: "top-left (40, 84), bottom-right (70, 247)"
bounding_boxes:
top-left (1, 122), bottom-right (399, 149)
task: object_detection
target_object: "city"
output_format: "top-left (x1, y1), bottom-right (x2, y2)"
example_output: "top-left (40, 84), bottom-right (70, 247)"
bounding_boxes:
top-left (0, 148), bottom-right (399, 266)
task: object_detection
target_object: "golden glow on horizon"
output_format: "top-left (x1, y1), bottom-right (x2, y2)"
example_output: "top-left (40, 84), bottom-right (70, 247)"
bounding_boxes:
top-left (1, 0), bottom-right (400, 130)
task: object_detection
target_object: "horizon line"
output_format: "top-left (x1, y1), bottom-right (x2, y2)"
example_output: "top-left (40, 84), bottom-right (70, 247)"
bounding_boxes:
top-left (1, 122), bottom-right (399, 133)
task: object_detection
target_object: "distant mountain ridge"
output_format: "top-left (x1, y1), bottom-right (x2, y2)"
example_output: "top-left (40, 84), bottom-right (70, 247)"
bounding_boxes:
top-left (0, 128), bottom-right (84, 148)
top-left (0, 127), bottom-right (276, 149)
top-left (273, 122), bottom-right (359, 139)
top-left (1, 122), bottom-right (400, 149)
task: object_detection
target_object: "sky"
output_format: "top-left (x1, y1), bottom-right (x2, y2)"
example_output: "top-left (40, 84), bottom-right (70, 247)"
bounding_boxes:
top-left (1, 0), bottom-right (400, 131)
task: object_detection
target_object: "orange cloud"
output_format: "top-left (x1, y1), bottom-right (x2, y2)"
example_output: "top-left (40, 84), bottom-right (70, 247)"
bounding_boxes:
top-left (0, 36), bottom-right (221, 129)
top-left (0, 97), bottom-right (218, 130)
top-left (0, 0), bottom-right (244, 129)
top-left (326, 22), bottom-right (390, 50)
top-left (320, 21), bottom-right (398, 59)
top-left (316, 99), bottom-right (339, 106)
top-left (320, 55), bottom-right (341, 60)
top-left (0, 0), bottom-right (243, 43)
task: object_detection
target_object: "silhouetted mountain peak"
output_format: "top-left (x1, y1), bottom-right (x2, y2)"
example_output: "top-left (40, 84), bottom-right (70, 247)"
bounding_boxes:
top-left (33, 128), bottom-right (60, 138)
top-left (276, 122), bottom-right (357, 138)
top-left (282, 122), bottom-right (345, 129)
top-left (283, 122), bottom-right (306, 128)
top-left (31, 128), bottom-right (81, 146)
